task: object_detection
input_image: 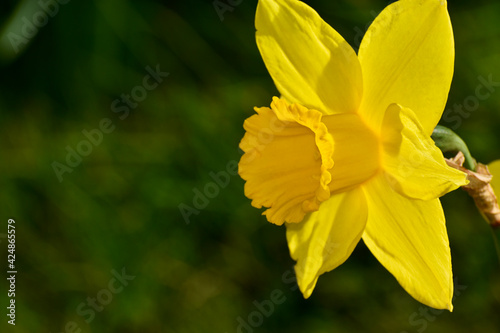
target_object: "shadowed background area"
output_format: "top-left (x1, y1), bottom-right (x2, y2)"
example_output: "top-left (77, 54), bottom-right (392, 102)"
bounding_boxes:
top-left (0, 0), bottom-right (500, 332)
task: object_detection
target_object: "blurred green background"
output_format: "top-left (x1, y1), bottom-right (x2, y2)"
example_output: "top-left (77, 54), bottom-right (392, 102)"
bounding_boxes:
top-left (0, 0), bottom-right (500, 332)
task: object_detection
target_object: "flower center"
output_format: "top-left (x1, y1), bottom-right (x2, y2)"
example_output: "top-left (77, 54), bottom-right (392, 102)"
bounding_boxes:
top-left (322, 113), bottom-right (380, 194)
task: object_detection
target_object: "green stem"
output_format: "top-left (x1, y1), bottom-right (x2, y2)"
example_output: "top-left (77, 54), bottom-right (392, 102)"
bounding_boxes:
top-left (432, 125), bottom-right (476, 171)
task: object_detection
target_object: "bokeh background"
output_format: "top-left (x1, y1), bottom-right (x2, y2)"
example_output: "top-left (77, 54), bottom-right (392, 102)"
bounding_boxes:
top-left (1, 0), bottom-right (500, 332)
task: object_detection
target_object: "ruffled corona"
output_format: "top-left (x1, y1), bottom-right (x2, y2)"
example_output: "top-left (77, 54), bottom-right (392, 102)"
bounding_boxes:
top-left (239, 97), bottom-right (334, 225)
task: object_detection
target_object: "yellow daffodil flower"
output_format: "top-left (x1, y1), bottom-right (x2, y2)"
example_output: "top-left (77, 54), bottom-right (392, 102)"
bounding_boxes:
top-left (238, 0), bottom-right (468, 310)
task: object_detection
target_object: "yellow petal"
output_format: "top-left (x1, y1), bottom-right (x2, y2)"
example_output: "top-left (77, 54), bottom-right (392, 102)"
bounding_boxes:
top-left (381, 104), bottom-right (468, 200)
top-left (239, 97), bottom-right (334, 225)
top-left (286, 188), bottom-right (367, 298)
top-left (358, 0), bottom-right (454, 134)
top-left (256, 0), bottom-right (362, 114)
top-left (489, 160), bottom-right (500, 196)
top-left (362, 175), bottom-right (454, 310)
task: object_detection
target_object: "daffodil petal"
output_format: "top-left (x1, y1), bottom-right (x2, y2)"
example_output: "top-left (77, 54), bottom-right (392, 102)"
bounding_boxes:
top-left (489, 160), bottom-right (500, 194)
top-left (286, 188), bottom-right (367, 298)
top-left (358, 0), bottom-right (454, 134)
top-left (362, 175), bottom-right (454, 310)
top-left (382, 104), bottom-right (468, 200)
top-left (256, 0), bottom-right (362, 115)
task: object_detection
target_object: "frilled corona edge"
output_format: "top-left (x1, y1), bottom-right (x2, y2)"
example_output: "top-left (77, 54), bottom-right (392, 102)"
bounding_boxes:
top-left (238, 97), bottom-right (334, 225)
